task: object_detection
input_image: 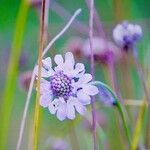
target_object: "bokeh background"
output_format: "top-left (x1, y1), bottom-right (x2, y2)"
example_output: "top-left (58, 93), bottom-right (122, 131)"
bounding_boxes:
top-left (0, 0), bottom-right (150, 149)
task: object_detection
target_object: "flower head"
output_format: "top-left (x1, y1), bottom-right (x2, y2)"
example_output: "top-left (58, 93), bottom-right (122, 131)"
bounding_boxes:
top-left (82, 37), bottom-right (121, 64)
top-left (113, 21), bottom-right (142, 50)
top-left (35, 52), bottom-right (98, 121)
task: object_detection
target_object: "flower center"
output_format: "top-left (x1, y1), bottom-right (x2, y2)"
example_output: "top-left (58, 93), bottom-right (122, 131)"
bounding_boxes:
top-left (50, 71), bottom-right (73, 99)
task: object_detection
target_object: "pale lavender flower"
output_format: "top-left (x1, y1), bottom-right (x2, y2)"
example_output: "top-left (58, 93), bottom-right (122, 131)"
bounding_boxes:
top-left (35, 52), bottom-right (98, 121)
top-left (113, 21), bottom-right (142, 50)
top-left (82, 37), bottom-right (121, 64)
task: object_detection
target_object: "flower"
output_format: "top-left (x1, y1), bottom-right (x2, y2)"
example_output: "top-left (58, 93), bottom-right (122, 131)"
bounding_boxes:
top-left (82, 37), bottom-right (121, 64)
top-left (113, 21), bottom-right (142, 50)
top-left (35, 52), bottom-right (98, 121)
top-left (19, 71), bottom-right (32, 91)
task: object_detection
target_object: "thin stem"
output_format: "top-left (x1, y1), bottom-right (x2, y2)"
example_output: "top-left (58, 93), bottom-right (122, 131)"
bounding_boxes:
top-left (51, 2), bottom-right (89, 35)
top-left (32, 0), bottom-right (46, 149)
top-left (16, 8), bottom-right (82, 149)
top-left (131, 100), bottom-right (147, 150)
top-left (42, 8), bottom-right (81, 56)
top-left (89, 0), bottom-right (97, 149)
top-left (132, 46), bottom-right (150, 103)
top-left (85, 0), bottom-right (106, 38)
top-left (116, 101), bottom-right (132, 148)
top-left (69, 122), bottom-right (80, 150)
top-left (16, 68), bottom-right (36, 150)
top-left (108, 61), bottom-right (124, 104)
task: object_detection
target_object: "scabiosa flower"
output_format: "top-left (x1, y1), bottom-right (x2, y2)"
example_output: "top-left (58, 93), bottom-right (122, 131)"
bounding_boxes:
top-left (82, 37), bottom-right (121, 64)
top-left (35, 52), bottom-right (98, 121)
top-left (113, 21), bottom-right (142, 50)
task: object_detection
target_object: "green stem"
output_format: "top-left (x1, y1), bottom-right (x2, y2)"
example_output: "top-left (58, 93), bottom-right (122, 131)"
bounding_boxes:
top-left (92, 81), bottom-right (132, 148)
top-left (116, 101), bottom-right (132, 148)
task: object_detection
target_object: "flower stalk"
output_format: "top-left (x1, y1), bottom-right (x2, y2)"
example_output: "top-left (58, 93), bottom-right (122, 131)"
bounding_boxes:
top-left (32, 0), bottom-right (46, 149)
top-left (132, 46), bottom-right (150, 103)
top-left (92, 81), bottom-right (132, 147)
top-left (115, 101), bottom-right (132, 148)
top-left (89, 0), bottom-right (97, 149)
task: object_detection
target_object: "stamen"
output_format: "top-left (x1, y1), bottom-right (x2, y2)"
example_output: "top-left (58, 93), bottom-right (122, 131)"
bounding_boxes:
top-left (50, 71), bottom-right (73, 99)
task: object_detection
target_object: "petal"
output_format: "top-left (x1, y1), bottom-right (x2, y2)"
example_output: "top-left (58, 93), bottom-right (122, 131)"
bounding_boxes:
top-left (48, 99), bottom-right (60, 114)
top-left (54, 54), bottom-right (64, 66)
top-left (70, 97), bottom-right (86, 115)
top-left (40, 93), bottom-right (52, 108)
top-left (66, 101), bottom-right (75, 120)
top-left (42, 57), bottom-right (52, 70)
top-left (77, 90), bottom-right (91, 105)
top-left (56, 103), bottom-right (67, 121)
top-left (40, 80), bottom-right (51, 93)
top-left (64, 52), bottom-right (75, 69)
top-left (82, 84), bottom-right (99, 96)
top-left (78, 73), bottom-right (92, 83)
top-left (74, 101), bottom-right (86, 115)
top-left (34, 66), bottom-right (54, 78)
top-left (75, 63), bottom-right (85, 74)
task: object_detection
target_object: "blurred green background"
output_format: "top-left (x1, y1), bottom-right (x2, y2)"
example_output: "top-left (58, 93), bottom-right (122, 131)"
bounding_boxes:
top-left (0, 0), bottom-right (150, 149)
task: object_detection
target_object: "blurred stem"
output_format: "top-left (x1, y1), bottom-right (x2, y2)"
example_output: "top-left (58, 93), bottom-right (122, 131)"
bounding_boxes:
top-left (69, 122), bottom-right (80, 150)
top-left (32, 0), bottom-right (46, 149)
top-left (0, 0), bottom-right (29, 149)
top-left (132, 46), bottom-right (150, 103)
top-left (108, 61), bottom-right (124, 104)
top-left (131, 99), bottom-right (147, 150)
top-left (116, 101), bottom-right (132, 148)
top-left (89, 0), bottom-right (97, 149)
top-left (92, 81), bottom-right (132, 147)
top-left (51, 1), bottom-right (89, 35)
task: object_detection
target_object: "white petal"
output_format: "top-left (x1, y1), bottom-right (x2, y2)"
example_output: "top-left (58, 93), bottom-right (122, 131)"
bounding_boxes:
top-left (64, 52), bottom-right (75, 69)
top-left (48, 99), bottom-right (60, 114)
top-left (78, 73), bottom-right (92, 83)
top-left (70, 97), bottom-right (86, 115)
top-left (56, 103), bottom-right (67, 121)
top-left (40, 80), bottom-right (51, 93)
top-left (42, 57), bottom-right (52, 70)
top-left (54, 54), bottom-right (64, 66)
top-left (34, 65), bottom-right (54, 78)
top-left (77, 90), bottom-right (91, 105)
top-left (75, 63), bottom-right (85, 74)
top-left (74, 101), bottom-right (86, 115)
top-left (40, 93), bottom-right (52, 108)
top-left (83, 84), bottom-right (99, 96)
top-left (66, 101), bottom-right (75, 120)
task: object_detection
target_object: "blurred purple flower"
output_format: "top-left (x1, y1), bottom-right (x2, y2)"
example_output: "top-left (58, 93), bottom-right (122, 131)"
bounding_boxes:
top-left (19, 71), bottom-right (32, 91)
top-left (52, 139), bottom-right (68, 150)
top-left (113, 21), bottom-right (142, 50)
top-left (35, 52), bottom-right (98, 121)
top-left (82, 37), bottom-right (122, 64)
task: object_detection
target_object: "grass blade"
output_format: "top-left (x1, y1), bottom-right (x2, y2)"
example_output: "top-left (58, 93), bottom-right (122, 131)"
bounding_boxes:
top-left (0, 0), bottom-right (29, 149)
